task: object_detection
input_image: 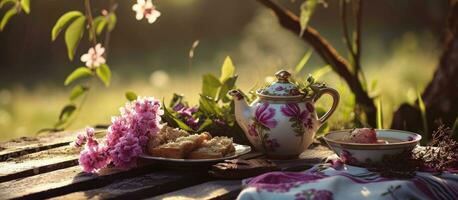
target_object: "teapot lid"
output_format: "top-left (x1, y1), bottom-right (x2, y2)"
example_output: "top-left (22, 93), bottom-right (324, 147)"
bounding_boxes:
top-left (257, 70), bottom-right (304, 98)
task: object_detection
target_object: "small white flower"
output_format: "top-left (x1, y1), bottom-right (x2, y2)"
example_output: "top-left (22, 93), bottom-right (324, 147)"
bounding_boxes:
top-left (132, 0), bottom-right (161, 24)
top-left (80, 44), bottom-right (106, 69)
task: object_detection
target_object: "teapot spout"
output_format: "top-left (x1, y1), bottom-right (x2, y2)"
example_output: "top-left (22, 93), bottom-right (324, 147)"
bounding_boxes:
top-left (228, 89), bottom-right (251, 130)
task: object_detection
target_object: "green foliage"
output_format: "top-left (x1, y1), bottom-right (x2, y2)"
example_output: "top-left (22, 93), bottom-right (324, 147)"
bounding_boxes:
top-left (0, 0), bottom-right (16, 9)
top-left (69, 85), bottom-right (88, 101)
top-left (0, 6), bottom-right (17, 31)
top-left (93, 16), bottom-right (106, 35)
top-left (218, 76), bottom-right (237, 103)
top-left (64, 67), bottom-right (93, 86)
top-left (64, 15), bottom-right (86, 60)
top-left (219, 56), bottom-right (235, 82)
top-left (96, 64), bottom-right (111, 87)
top-left (294, 49), bottom-right (313, 74)
top-left (163, 57), bottom-right (247, 144)
top-left (162, 99), bottom-right (194, 132)
top-left (417, 89), bottom-right (428, 143)
top-left (56, 104), bottom-right (77, 127)
top-left (299, 0), bottom-right (317, 36)
top-left (108, 13), bottom-right (116, 31)
top-left (19, 0), bottom-right (29, 14)
top-left (311, 65), bottom-right (331, 81)
top-left (202, 74), bottom-right (221, 98)
top-left (51, 11), bottom-right (83, 41)
top-left (125, 91), bottom-right (138, 101)
top-left (376, 97), bottom-right (383, 129)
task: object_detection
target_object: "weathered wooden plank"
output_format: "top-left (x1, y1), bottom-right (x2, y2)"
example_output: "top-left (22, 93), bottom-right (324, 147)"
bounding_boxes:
top-left (0, 130), bottom-right (78, 162)
top-left (50, 170), bottom-right (211, 200)
top-left (148, 180), bottom-right (242, 200)
top-left (0, 146), bottom-right (80, 182)
top-left (0, 152), bottom-right (263, 199)
top-left (47, 152), bottom-right (263, 200)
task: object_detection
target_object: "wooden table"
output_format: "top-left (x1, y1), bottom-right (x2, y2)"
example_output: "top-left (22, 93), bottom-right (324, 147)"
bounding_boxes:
top-left (0, 130), bottom-right (336, 200)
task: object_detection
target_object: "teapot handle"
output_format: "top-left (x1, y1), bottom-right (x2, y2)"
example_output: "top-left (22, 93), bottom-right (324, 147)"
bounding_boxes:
top-left (312, 86), bottom-right (340, 124)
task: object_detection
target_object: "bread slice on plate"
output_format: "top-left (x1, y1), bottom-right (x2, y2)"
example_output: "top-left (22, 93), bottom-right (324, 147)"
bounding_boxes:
top-left (187, 136), bottom-right (235, 159)
top-left (149, 132), bottom-right (211, 159)
top-left (147, 126), bottom-right (190, 151)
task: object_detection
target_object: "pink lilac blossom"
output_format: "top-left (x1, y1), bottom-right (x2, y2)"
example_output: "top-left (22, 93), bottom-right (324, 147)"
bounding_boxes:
top-left (77, 97), bottom-right (164, 173)
top-left (110, 133), bottom-right (143, 169)
top-left (78, 128), bottom-right (110, 173)
top-left (254, 102), bottom-right (277, 129)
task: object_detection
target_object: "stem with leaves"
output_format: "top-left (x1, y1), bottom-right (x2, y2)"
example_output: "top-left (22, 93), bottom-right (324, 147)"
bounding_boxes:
top-left (84, 0), bottom-right (97, 46)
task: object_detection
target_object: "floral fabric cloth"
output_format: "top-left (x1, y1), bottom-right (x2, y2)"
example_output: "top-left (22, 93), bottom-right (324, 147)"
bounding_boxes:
top-left (237, 163), bottom-right (458, 200)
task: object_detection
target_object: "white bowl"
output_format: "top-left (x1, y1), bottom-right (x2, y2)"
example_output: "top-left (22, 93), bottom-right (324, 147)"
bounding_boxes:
top-left (323, 129), bottom-right (421, 166)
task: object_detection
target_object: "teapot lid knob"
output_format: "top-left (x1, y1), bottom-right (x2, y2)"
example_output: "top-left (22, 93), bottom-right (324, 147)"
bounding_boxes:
top-left (275, 70), bottom-right (291, 83)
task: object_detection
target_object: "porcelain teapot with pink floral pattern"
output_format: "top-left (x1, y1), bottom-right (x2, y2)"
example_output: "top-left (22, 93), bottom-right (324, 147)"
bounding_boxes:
top-left (229, 70), bottom-right (339, 159)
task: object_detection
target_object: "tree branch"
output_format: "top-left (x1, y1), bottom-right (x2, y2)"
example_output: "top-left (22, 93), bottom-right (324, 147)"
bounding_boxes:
top-left (256, 0), bottom-right (376, 126)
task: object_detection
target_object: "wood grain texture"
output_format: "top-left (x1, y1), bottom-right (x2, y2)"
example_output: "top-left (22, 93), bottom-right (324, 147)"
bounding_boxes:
top-left (149, 180), bottom-right (242, 200)
top-left (0, 146), bottom-right (80, 182)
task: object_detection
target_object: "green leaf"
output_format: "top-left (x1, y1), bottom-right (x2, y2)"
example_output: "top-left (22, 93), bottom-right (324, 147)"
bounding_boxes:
top-left (196, 118), bottom-right (212, 132)
top-left (294, 49), bottom-right (313, 74)
top-left (202, 74), bottom-right (221, 99)
top-left (299, 0), bottom-right (318, 36)
top-left (199, 95), bottom-right (221, 117)
top-left (96, 64), bottom-right (111, 87)
top-left (69, 85), bottom-right (88, 101)
top-left (311, 65), bottom-right (331, 81)
top-left (169, 93), bottom-right (185, 108)
top-left (417, 89), bottom-right (428, 143)
top-left (20, 0), bottom-right (30, 14)
top-left (58, 104), bottom-right (76, 121)
top-left (64, 67), bottom-right (92, 86)
top-left (0, 7), bottom-right (17, 31)
top-left (220, 56), bottom-right (235, 82)
top-left (125, 91), bottom-right (138, 101)
top-left (0, 0), bottom-right (15, 9)
top-left (64, 15), bottom-right (86, 60)
top-left (162, 101), bottom-right (193, 132)
top-left (218, 75), bottom-right (238, 103)
top-left (376, 98), bottom-right (383, 129)
top-left (108, 13), bottom-right (116, 31)
top-left (94, 16), bottom-right (107, 35)
top-left (51, 11), bottom-right (83, 41)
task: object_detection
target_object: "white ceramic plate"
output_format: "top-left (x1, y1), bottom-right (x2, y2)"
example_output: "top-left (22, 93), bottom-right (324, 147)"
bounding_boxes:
top-left (139, 143), bottom-right (251, 163)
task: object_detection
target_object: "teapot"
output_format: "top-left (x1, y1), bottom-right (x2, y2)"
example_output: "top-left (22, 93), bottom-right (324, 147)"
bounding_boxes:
top-left (229, 70), bottom-right (339, 159)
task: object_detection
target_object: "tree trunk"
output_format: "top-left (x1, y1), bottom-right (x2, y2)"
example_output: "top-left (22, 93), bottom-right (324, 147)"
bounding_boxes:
top-left (391, 1), bottom-right (458, 136)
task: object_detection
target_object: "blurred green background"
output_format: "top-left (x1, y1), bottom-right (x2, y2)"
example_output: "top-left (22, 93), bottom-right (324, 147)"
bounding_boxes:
top-left (0, 0), bottom-right (448, 141)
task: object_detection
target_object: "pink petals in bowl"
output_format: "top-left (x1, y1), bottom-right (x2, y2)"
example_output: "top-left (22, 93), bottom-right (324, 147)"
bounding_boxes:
top-left (323, 129), bottom-right (422, 167)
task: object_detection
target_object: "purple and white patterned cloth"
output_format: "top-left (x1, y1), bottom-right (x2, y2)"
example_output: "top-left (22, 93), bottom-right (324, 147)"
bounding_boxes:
top-left (237, 163), bottom-right (458, 200)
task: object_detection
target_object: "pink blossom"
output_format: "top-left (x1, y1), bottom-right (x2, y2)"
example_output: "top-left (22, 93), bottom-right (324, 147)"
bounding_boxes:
top-left (78, 128), bottom-right (109, 173)
top-left (76, 97), bottom-right (164, 173)
top-left (110, 133), bottom-right (143, 169)
top-left (132, 0), bottom-right (161, 24)
top-left (80, 44), bottom-right (106, 69)
top-left (79, 145), bottom-right (110, 173)
top-left (254, 102), bottom-right (277, 129)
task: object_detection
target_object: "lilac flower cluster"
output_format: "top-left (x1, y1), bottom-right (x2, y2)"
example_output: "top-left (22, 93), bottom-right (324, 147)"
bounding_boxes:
top-left (76, 97), bottom-right (164, 173)
top-left (172, 103), bottom-right (200, 130)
